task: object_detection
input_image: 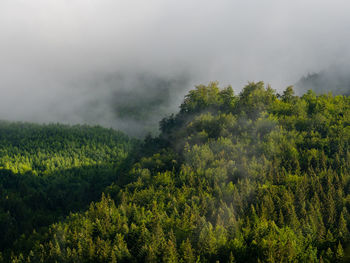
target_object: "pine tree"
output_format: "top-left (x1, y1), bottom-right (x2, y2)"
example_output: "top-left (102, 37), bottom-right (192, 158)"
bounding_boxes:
top-left (198, 223), bottom-right (217, 257)
top-left (336, 242), bottom-right (344, 261)
top-left (338, 211), bottom-right (349, 242)
top-left (111, 251), bottom-right (117, 263)
top-left (181, 239), bottom-right (196, 263)
top-left (163, 239), bottom-right (178, 263)
top-left (325, 247), bottom-right (333, 262)
top-left (278, 209), bottom-right (284, 227)
top-left (145, 245), bottom-right (157, 263)
top-left (229, 252), bottom-right (236, 263)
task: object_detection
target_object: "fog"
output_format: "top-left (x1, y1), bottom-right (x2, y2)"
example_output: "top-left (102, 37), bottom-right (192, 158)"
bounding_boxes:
top-left (295, 63), bottom-right (350, 95)
top-left (1, 0), bottom-right (350, 136)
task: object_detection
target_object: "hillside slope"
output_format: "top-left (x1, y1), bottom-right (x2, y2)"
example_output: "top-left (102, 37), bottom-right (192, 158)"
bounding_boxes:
top-left (0, 122), bottom-right (138, 254)
top-left (4, 82), bottom-right (350, 262)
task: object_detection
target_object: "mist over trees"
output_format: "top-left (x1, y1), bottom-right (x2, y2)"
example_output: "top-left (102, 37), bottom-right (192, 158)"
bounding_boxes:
top-left (3, 1), bottom-right (350, 135)
top-left (108, 72), bottom-right (190, 137)
top-left (1, 82), bottom-right (350, 262)
top-left (2, 1), bottom-right (350, 261)
top-left (0, 71), bottom-right (191, 138)
top-left (296, 65), bottom-right (350, 95)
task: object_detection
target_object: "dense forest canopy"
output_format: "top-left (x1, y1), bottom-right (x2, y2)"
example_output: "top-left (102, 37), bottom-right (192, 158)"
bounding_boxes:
top-left (0, 123), bottom-right (138, 255)
top-left (1, 82), bottom-right (350, 262)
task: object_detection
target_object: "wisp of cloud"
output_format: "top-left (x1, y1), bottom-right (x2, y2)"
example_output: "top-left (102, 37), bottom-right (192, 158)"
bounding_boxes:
top-left (1, 0), bottom-right (350, 136)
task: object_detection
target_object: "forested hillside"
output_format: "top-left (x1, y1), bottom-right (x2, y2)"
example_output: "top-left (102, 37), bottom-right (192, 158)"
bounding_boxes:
top-left (0, 123), bottom-right (137, 256)
top-left (3, 82), bottom-right (350, 262)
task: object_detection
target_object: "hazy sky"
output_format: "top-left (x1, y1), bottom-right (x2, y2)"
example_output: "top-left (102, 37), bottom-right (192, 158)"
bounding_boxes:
top-left (1, 0), bottom-right (350, 135)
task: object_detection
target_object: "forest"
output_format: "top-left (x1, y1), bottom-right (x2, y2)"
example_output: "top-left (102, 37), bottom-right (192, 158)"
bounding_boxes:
top-left (1, 82), bottom-right (350, 262)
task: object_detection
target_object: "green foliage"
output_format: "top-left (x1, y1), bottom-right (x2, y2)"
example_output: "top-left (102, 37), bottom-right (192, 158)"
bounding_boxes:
top-left (0, 123), bottom-right (137, 254)
top-left (3, 82), bottom-right (350, 262)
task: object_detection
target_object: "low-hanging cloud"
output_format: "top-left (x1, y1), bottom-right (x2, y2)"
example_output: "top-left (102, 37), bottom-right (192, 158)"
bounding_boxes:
top-left (1, 0), bottom-right (350, 136)
top-left (295, 63), bottom-right (350, 95)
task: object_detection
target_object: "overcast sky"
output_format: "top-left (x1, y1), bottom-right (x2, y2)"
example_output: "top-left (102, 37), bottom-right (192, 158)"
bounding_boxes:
top-left (1, 0), bottom-right (350, 134)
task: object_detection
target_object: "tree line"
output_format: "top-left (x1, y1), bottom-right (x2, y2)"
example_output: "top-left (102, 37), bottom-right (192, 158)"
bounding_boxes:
top-left (2, 82), bottom-right (350, 262)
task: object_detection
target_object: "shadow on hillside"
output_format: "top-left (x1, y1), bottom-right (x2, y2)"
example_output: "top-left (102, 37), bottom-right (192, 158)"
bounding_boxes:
top-left (0, 154), bottom-right (136, 252)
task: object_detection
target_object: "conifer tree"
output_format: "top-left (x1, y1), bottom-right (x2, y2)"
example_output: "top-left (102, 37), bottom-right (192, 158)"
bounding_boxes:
top-left (335, 242), bottom-right (344, 262)
top-left (181, 239), bottom-right (196, 263)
